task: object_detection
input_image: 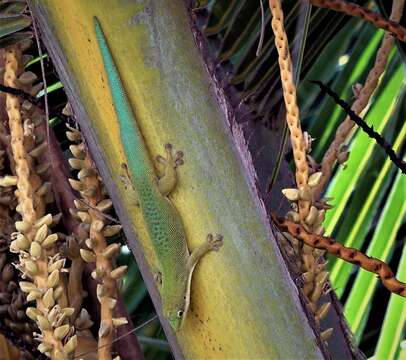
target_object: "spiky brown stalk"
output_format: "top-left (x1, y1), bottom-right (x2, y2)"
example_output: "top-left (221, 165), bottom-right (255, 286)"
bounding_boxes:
top-left (0, 187), bottom-right (37, 354)
top-left (273, 215), bottom-right (406, 297)
top-left (313, 0), bottom-right (405, 198)
top-left (268, 0), bottom-right (333, 334)
top-left (1, 139), bottom-right (36, 348)
top-left (67, 126), bottom-right (126, 360)
top-left (3, 46), bottom-right (76, 360)
top-left (280, 187), bottom-right (331, 331)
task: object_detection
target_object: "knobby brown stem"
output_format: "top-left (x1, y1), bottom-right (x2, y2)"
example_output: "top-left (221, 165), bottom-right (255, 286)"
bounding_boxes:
top-left (310, 0), bottom-right (406, 42)
top-left (272, 215), bottom-right (406, 297)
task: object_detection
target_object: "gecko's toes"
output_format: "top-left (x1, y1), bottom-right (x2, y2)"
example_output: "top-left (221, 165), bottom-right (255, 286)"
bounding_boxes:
top-left (175, 158), bottom-right (184, 167)
top-left (207, 233), bottom-right (224, 251)
top-left (161, 143), bottom-right (185, 169)
top-left (156, 155), bottom-right (167, 164)
top-left (175, 151), bottom-right (184, 167)
top-left (175, 150), bottom-right (184, 158)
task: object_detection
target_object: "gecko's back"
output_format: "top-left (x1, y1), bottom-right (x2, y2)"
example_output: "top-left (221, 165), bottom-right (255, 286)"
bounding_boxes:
top-left (93, 16), bottom-right (189, 277)
top-left (94, 17), bottom-right (223, 331)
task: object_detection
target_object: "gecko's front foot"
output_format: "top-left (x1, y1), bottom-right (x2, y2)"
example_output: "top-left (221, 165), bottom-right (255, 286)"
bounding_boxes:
top-left (206, 233), bottom-right (224, 251)
top-left (154, 271), bottom-right (162, 285)
top-left (156, 143), bottom-right (184, 169)
top-left (120, 163), bottom-right (132, 189)
top-left (168, 143), bottom-right (184, 168)
top-left (156, 143), bottom-right (184, 196)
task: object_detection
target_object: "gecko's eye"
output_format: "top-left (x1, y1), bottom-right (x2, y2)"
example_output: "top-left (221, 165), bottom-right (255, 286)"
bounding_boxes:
top-left (177, 310), bottom-right (184, 318)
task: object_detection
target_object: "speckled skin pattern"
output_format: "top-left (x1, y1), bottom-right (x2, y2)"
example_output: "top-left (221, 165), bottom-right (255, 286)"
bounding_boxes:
top-left (94, 17), bottom-right (222, 330)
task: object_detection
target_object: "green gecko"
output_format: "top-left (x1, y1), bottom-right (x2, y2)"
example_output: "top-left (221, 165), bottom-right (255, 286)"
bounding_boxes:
top-left (93, 17), bottom-right (223, 331)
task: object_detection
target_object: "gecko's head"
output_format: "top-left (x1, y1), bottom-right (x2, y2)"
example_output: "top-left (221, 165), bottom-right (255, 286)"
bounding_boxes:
top-left (166, 309), bottom-right (185, 331)
top-left (163, 292), bottom-right (190, 332)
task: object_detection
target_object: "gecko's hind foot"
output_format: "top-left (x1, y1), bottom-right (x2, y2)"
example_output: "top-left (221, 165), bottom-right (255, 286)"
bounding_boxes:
top-left (206, 233), bottom-right (224, 251)
top-left (187, 233), bottom-right (223, 271)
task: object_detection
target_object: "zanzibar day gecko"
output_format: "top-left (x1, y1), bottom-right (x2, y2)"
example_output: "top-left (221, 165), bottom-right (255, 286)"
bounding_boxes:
top-left (93, 17), bottom-right (223, 331)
